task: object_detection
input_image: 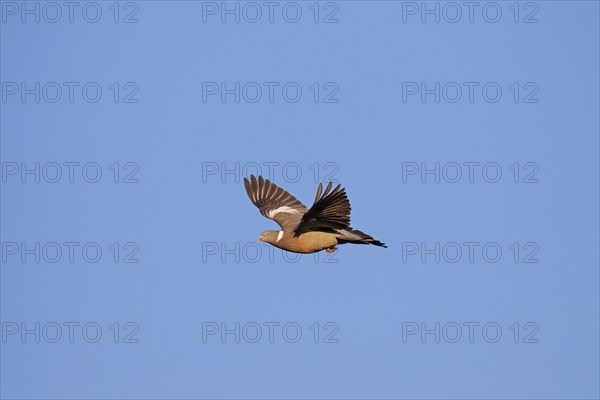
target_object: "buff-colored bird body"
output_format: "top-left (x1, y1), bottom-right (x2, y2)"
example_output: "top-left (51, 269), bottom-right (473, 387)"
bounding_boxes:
top-left (258, 229), bottom-right (339, 254)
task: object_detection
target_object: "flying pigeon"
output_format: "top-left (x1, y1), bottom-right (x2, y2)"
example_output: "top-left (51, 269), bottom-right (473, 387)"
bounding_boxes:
top-left (244, 175), bottom-right (387, 254)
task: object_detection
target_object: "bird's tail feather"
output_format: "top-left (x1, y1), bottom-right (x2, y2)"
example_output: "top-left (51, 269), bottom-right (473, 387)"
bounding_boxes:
top-left (336, 229), bottom-right (387, 248)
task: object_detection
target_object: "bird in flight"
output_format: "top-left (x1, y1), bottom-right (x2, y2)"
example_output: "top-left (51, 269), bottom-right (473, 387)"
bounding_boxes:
top-left (244, 175), bottom-right (386, 254)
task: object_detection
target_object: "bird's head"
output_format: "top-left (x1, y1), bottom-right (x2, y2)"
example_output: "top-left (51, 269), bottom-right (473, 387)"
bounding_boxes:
top-left (257, 230), bottom-right (279, 244)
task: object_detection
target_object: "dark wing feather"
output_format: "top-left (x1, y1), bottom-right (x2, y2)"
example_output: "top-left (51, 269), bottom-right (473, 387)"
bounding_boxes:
top-left (243, 175), bottom-right (308, 231)
top-left (294, 181), bottom-right (351, 237)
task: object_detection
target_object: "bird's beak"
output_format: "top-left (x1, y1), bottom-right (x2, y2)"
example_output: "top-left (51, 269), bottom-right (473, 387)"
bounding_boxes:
top-left (257, 236), bottom-right (264, 242)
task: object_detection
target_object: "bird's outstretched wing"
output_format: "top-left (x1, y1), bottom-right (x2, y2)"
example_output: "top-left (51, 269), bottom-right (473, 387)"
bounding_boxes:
top-left (244, 175), bottom-right (308, 231)
top-left (294, 181), bottom-right (351, 237)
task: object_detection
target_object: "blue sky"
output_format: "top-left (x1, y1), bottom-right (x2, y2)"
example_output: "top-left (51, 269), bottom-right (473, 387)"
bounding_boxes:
top-left (1, 1), bottom-right (599, 399)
